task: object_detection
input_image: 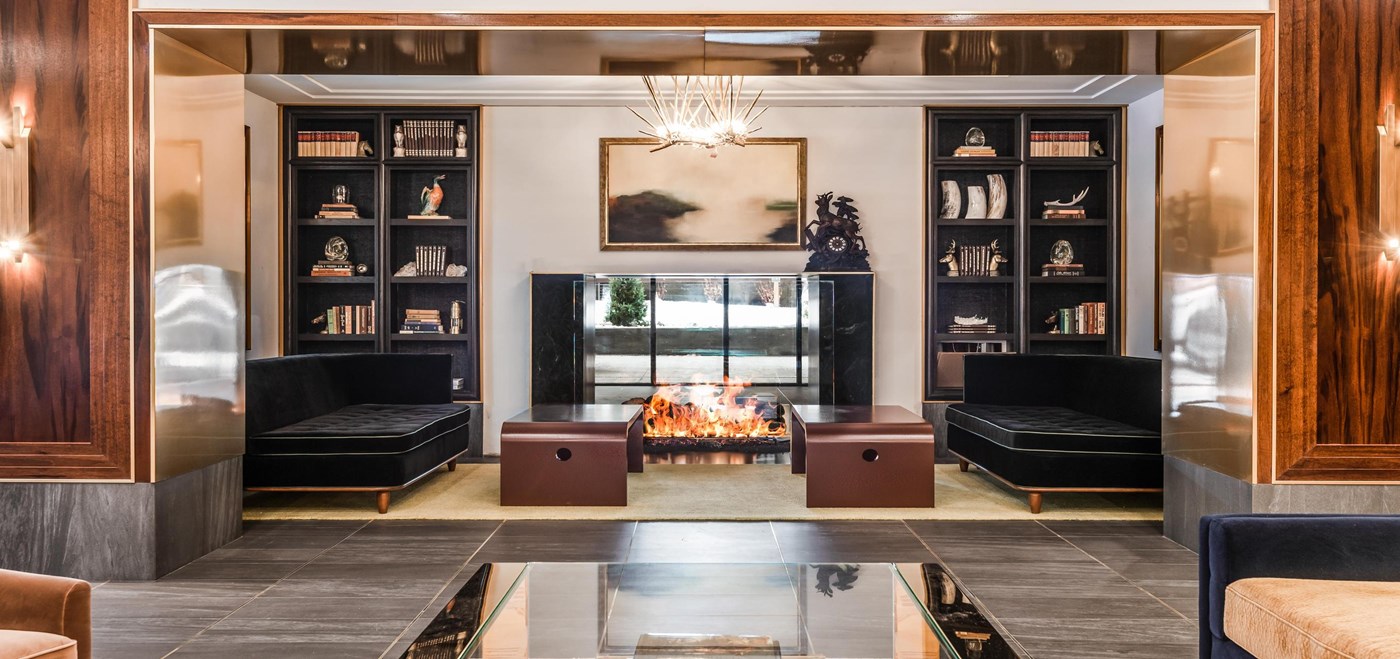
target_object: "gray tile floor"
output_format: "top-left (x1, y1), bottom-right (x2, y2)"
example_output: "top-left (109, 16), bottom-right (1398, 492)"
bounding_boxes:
top-left (91, 520), bottom-right (1197, 659)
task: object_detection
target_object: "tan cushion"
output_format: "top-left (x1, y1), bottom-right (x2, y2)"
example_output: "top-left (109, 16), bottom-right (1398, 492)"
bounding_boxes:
top-left (0, 630), bottom-right (77, 659)
top-left (1225, 578), bottom-right (1400, 659)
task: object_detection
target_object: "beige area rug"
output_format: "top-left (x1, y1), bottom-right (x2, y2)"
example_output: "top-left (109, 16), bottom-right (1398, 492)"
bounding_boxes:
top-left (244, 464), bottom-right (1162, 521)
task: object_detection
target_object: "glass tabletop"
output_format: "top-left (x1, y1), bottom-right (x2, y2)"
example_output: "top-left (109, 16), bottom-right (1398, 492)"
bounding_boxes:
top-left (402, 562), bottom-right (1022, 659)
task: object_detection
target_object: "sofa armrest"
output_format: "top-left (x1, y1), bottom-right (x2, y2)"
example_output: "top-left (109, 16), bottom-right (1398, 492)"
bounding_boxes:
top-left (344, 354), bottom-right (455, 404)
top-left (962, 355), bottom-right (1073, 406)
top-left (1199, 514), bottom-right (1400, 658)
top-left (0, 569), bottom-right (91, 659)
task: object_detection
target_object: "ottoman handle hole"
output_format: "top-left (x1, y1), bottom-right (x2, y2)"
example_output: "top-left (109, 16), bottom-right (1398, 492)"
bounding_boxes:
top-left (862, 448), bottom-right (879, 462)
top-left (555, 448), bottom-right (573, 461)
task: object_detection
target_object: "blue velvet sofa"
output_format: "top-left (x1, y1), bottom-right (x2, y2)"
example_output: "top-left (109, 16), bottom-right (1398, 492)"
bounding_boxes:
top-left (245, 354), bottom-right (470, 513)
top-left (945, 354), bottom-right (1163, 513)
top-left (1200, 514), bottom-right (1400, 658)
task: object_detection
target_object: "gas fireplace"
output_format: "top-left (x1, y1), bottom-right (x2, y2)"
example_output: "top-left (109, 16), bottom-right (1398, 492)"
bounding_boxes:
top-left (633, 378), bottom-right (791, 456)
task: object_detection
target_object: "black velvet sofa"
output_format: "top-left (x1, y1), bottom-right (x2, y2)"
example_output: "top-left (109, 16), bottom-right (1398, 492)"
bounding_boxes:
top-left (245, 354), bottom-right (470, 513)
top-left (945, 354), bottom-right (1162, 513)
top-left (1200, 514), bottom-right (1400, 658)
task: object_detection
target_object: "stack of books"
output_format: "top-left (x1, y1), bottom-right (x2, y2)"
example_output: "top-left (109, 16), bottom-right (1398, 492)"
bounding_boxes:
top-left (315, 203), bottom-right (359, 220)
top-left (401, 309), bottom-right (444, 334)
top-left (1041, 263), bottom-right (1085, 277)
top-left (311, 260), bottom-right (354, 277)
top-left (324, 302), bottom-right (374, 334)
top-left (953, 145), bottom-right (998, 158)
top-left (415, 245), bottom-right (448, 276)
top-left (1030, 131), bottom-right (1092, 157)
top-left (1042, 206), bottom-right (1087, 220)
top-left (946, 323), bottom-right (999, 334)
top-left (297, 131), bottom-right (361, 158)
top-left (400, 120), bottom-right (460, 158)
top-left (1053, 302), bottom-right (1107, 335)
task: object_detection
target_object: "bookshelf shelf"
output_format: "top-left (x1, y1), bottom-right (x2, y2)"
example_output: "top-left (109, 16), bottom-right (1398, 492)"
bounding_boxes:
top-left (1029, 276), bottom-right (1108, 284)
top-left (298, 333), bottom-right (375, 342)
top-left (1029, 333), bottom-right (1109, 342)
top-left (390, 334), bottom-right (472, 342)
top-left (285, 106), bottom-right (482, 401)
top-left (296, 276), bottom-right (376, 285)
top-left (926, 106), bottom-right (1122, 398)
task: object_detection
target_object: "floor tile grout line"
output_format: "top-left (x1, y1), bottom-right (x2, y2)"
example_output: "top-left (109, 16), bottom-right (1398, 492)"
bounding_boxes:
top-left (1040, 525), bottom-right (1193, 622)
top-left (160, 519), bottom-right (373, 656)
top-left (375, 520), bottom-right (507, 659)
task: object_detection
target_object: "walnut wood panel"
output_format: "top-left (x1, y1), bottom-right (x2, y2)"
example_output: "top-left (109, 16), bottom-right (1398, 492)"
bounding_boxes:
top-left (0, 0), bottom-right (132, 479)
top-left (1274, 0), bottom-right (1400, 481)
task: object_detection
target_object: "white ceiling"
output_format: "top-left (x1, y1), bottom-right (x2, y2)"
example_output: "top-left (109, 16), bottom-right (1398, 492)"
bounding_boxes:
top-left (245, 74), bottom-right (1165, 107)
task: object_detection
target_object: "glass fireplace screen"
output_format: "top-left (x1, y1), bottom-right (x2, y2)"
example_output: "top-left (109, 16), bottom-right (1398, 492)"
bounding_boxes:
top-left (579, 274), bottom-right (832, 404)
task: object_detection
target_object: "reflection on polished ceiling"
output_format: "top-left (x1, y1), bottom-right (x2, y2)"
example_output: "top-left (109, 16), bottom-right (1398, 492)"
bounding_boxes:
top-left (245, 74), bottom-right (1165, 106)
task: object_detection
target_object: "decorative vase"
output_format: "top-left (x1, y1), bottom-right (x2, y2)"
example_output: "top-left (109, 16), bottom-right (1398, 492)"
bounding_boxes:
top-left (939, 181), bottom-right (961, 219)
top-left (965, 186), bottom-right (988, 219)
top-left (987, 174), bottom-right (1008, 219)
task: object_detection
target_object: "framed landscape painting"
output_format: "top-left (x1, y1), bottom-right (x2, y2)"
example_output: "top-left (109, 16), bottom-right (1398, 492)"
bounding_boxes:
top-left (600, 137), bottom-right (807, 251)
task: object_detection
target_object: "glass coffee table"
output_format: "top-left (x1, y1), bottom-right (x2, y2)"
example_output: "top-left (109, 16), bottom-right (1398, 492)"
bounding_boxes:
top-left (402, 563), bottom-right (1023, 658)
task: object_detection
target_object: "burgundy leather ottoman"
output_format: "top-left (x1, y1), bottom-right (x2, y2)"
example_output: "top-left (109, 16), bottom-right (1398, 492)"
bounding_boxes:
top-left (499, 405), bottom-right (638, 506)
top-left (793, 405), bottom-right (936, 508)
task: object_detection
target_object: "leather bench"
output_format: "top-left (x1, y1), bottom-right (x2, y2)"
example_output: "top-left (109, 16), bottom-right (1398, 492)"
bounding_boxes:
top-left (499, 405), bottom-right (636, 506)
top-left (245, 354), bottom-right (470, 513)
top-left (793, 405), bottom-right (936, 508)
top-left (946, 354), bottom-right (1162, 513)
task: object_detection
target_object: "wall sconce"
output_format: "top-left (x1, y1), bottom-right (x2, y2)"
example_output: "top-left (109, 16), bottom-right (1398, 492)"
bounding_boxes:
top-left (1, 106), bottom-right (32, 264)
top-left (1380, 104), bottom-right (1399, 260)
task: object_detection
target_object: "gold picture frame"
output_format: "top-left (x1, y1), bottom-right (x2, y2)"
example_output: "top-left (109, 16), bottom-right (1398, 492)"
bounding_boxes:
top-left (599, 137), bottom-right (807, 251)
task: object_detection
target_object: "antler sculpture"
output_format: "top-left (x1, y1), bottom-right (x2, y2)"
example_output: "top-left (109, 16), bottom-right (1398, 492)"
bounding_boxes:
top-left (1044, 187), bottom-right (1089, 208)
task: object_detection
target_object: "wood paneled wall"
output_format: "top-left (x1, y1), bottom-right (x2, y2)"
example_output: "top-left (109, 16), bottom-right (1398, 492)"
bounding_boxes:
top-left (1275, 0), bottom-right (1400, 480)
top-left (1316, 0), bottom-right (1400, 444)
top-left (0, 0), bottom-right (132, 480)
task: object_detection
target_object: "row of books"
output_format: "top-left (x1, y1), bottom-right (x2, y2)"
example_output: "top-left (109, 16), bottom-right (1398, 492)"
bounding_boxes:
top-left (297, 131), bottom-right (362, 158)
top-left (1029, 131), bottom-right (1093, 157)
top-left (1052, 302), bottom-right (1107, 335)
top-left (1042, 206), bottom-right (1088, 220)
top-left (1041, 263), bottom-right (1086, 277)
top-left (401, 308), bottom-right (444, 334)
top-left (399, 120), bottom-right (462, 158)
top-left (310, 260), bottom-right (355, 277)
top-left (951, 244), bottom-right (1005, 277)
top-left (953, 145), bottom-right (998, 158)
top-left (945, 323), bottom-right (1000, 334)
top-left (324, 302), bottom-right (375, 335)
top-left (415, 245), bottom-right (449, 276)
top-left (315, 203), bottom-right (360, 220)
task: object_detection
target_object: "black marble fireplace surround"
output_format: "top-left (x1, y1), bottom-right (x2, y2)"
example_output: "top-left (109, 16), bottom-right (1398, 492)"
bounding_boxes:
top-left (531, 273), bottom-right (874, 406)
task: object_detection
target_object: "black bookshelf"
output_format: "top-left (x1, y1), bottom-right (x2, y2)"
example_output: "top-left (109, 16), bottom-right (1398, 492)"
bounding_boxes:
top-left (925, 107), bottom-right (1122, 400)
top-left (283, 106), bottom-right (482, 401)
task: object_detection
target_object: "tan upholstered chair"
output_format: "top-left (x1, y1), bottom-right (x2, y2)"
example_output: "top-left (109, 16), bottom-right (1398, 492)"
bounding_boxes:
top-left (0, 569), bottom-right (90, 659)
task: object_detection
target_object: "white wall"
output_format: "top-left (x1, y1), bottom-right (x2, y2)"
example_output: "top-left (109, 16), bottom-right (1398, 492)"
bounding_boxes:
top-left (136, 0), bottom-right (1272, 10)
top-left (483, 106), bottom-right (924, 453)
top-left (245, 90), bottom-right (282, 358)
top-left (1125, 89), bottom-right (1164, 358)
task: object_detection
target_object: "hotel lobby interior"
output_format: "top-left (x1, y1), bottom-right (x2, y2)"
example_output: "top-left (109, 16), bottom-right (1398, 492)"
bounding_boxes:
top-left (3, 1), bottom-right (1400, 658)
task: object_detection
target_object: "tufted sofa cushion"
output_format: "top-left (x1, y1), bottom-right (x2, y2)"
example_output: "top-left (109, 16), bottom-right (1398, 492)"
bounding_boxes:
top-left (946, 404), bottom-right (1160, 454)
top-left (250, 403), bottom-right (470, 455)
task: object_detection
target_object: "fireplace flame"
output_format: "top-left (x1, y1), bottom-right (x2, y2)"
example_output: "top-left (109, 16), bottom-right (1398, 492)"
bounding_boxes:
top-left (642, 377), bottom-right (786, 439)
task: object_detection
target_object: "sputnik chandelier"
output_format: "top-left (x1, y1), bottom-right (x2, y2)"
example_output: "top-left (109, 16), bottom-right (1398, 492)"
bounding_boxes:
top-left (628, 76), bottom-right (768, 155)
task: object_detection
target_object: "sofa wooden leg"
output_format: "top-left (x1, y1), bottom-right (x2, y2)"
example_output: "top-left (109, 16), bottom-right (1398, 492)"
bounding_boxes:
top-left (377, 491), bottom-right (391, 514)
top-left (447, 458), bottom-right (457, 472)
top-left (958, 459), bottom-right (970, 472)
top-left (1028, 492), bottom-right (1043, 515)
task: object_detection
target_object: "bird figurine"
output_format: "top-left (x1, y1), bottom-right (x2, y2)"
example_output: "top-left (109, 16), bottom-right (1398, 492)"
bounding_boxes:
top-left (419, 175), bottom-right (447, 217)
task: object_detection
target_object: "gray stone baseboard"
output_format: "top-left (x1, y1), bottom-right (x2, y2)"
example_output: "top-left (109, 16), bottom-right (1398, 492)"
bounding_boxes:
top-left (0, 457), bottom-right (242, 581)
top-left (1165, 455), bottom-right (1400, 551)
